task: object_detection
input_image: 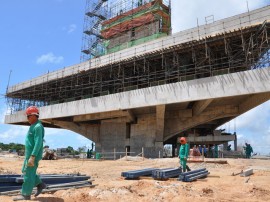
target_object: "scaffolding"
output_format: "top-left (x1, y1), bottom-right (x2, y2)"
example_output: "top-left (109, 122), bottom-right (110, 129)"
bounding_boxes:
top-left (81, 0), bottom-right (171, 61)
top-left (81, 0), bottom-right (109, 62)
top-left (102, 0), bottom-right (171, 54)
top-left (5, 5), bottom-right (270, 114)
top-left (6, 20), bottom-right (270, 114)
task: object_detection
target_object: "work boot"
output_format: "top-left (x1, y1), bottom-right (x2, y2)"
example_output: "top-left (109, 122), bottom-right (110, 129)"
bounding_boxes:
top-left (186, 165), bottom-right (191, 172)
top-left (13, 195), bottom-right (31, 201)
top-left (34, 182), bottom-right (47, 197)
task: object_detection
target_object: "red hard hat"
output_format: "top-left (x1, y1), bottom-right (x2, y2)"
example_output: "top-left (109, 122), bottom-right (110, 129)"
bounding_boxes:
top-left (180, 137), bottom-right (186, 144)
top-left (26, 106), bottom-right (39, 116)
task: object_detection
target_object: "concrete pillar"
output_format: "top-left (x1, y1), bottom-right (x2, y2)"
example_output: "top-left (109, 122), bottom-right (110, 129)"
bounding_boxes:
top-left (234, 132), bottom-right (237, 151)
top-left (155, 105), bottom-right (166, 157)
top-left (223, 142), bottom-right (228, 151)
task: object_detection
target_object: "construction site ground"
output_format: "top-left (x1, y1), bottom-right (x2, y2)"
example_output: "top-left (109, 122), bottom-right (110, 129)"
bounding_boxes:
top-left (1, 155), bottom-right (270, 202)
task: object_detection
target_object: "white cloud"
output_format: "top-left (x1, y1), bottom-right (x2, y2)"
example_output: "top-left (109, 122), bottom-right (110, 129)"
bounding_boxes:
top-left (221, 100), bottom-right (270, 154)
top-left (45, 128), bottom-right (64, 136)
top-left (0, 107), bottom-right (6, 124)
top-left (36, 52), bottom-right (64, 64)
top-left (0, 125), bottom-right (28, 143)
top-left (62, 24), bottom-right (77, 34)
top-left (76, 136), bottom-right (93, 146)
top-left (67, 24), bottom-right (77, 33)
top-left (236, 101), bottom-right (270, 132)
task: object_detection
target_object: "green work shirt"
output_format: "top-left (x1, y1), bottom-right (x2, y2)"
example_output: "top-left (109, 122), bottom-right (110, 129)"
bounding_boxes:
top-left (179, 143), bottom-right (189, 159)
top-left (25, 120), bottom-right (44, 160)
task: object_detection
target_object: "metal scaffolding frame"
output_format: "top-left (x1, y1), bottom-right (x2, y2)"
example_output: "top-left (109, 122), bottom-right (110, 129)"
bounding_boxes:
top-left (6, 21), bottom-right (270, 114)
top-left (81, 0), bottom-right (109, 61)
top-left (81, 0), bottom-right (171, 61)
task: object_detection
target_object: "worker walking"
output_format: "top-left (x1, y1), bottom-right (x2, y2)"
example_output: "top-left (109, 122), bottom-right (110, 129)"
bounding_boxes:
top-left (13, 106), bottom-right (46, 201)
top-left (178, 137), bottom-right (191, 172)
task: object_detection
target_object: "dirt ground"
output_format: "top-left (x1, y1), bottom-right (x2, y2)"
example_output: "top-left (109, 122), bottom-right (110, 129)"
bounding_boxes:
top-left (1, 155), bottom-right (270, 202)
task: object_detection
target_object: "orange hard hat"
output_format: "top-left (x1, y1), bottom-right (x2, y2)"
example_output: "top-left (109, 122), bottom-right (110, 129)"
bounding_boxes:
top-left (180, 137), bottom-right (186, 144)
top-left (26, 106), bottom-right (39, 116)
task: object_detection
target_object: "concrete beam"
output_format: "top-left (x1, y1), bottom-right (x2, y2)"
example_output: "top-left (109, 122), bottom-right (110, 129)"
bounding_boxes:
top-left (126, 109), bottom-right (136, 123)
top-left (193, 99), bottom-right (213, 116)
top-left (165, 109), bottom-right (192, 118)
top-left (187, 134), bottom-right (236, 143)
top-left (239, 92), bottom-right (270, 114)
top-left (164, 105), bottom-right (239, 141)
top-left (73, 110), bottom-right (127, 122)
top-left (48, 120), bottom-right (100, 143)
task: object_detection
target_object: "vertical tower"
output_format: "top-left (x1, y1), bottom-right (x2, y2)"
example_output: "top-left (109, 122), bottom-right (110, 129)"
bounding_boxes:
top-left (101, 0), bottom-right (171, 54)
top-left (81, 0), bottom-right (171, 61)
top-left (81, 0), bottom-right (108, 62)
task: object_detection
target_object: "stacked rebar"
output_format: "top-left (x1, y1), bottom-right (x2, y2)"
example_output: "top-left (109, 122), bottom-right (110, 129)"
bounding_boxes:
top-left (152, 168), bottom-right (182, 180)
top-left (121, 168), bottom-right (157, 179)
top-left (0, 174), bottom-right (93, 195)
top-left (178, 168), bottom-right (209, 182)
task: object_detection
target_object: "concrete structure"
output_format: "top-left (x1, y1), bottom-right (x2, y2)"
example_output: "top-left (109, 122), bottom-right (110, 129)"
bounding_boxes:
top-left (5, 5), bottom-right (270, 158)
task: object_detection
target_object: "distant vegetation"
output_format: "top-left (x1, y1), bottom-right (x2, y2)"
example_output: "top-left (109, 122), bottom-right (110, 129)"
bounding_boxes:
top-left (0, 142), bottom-right (24, 152)
top-left (0, 143), bottom-right (91, 156)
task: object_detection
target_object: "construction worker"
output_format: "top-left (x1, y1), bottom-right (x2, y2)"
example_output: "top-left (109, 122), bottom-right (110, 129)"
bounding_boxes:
top-left (243, 143), bottom-right (253, 159)
top-left (13, 106), bottom-right (46, 201)
top-left (248, 144), bottom-right (254, 158)
top-left (178, 137), bottom-right (191, 172)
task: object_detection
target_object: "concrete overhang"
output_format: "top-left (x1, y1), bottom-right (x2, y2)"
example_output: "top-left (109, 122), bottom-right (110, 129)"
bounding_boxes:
top-left (5, 66), bottom-right (270, 125)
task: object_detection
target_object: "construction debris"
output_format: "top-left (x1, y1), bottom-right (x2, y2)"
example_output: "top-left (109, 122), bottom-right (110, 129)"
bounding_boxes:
top-left (42, 148), bottom-right (57, 160)
top-left (232, 170), bottom-right (243, 176)
top-left (245, 177), bottom-right (250, 183)
top-left (240, 169), bottom-right (253, 177)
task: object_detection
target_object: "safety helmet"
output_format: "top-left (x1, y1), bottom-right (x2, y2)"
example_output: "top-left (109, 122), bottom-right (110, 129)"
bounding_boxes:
top-left (180, 137), bottom-right (186, 144)
top-left (26, 106), bottom-right (39, 116)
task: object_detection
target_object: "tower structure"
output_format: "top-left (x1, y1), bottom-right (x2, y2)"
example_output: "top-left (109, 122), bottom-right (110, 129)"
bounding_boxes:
top-left (101, 0), bottom-right (171, 54)
top-left (81, 0), bottom-right (171, 61)
top-left (81, 0), bottom-right (108, 62)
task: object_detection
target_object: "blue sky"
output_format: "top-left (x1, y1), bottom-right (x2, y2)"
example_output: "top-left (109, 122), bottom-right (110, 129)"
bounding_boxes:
top-left (0, 0), bottom-right (269, 154)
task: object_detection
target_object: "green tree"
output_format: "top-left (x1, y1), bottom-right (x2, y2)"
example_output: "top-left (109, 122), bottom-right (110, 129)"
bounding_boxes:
top-left (66, 146), bottom-right (74, 154)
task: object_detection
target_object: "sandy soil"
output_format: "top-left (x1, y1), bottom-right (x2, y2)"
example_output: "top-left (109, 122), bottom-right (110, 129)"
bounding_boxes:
top-left (0, 155), bottom-right (270, 202)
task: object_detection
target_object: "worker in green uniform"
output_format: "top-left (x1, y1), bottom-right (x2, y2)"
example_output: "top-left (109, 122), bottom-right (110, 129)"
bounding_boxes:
top-left (243, 143), bottom-right (253, 159)
top-left (13, 106), bottom-right (46, 201)
top-left (178, 137), bottom-right (191, 172)
top-left (247, 144), bottom-right (253, 158)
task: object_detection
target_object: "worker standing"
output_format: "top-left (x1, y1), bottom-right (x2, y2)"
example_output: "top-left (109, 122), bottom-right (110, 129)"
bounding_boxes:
top-left (248, 144), bottom-right (253, 158)
top-left (244, 143), bottom-right (253, 159)
top-left (178, 137), bottom-right (190, 172)
top-left (13, 106), bottom-right (46, 201)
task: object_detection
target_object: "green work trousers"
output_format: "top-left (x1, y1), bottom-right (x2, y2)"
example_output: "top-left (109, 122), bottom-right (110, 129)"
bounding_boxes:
top-left (21, 159), bottom-right (42, 196)
top-left (180, 158), bottom-right (187, 172)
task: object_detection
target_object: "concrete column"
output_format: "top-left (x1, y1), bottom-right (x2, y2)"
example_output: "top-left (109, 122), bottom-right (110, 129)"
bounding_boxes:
top-left (234, 132), bottom-right (237, 151)
top-left (156, 105), bottom-right (166, 157)
top-left (156, 105), bottom-right (165, 141)
top-left (223, 142), bottom-right (228, 151)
